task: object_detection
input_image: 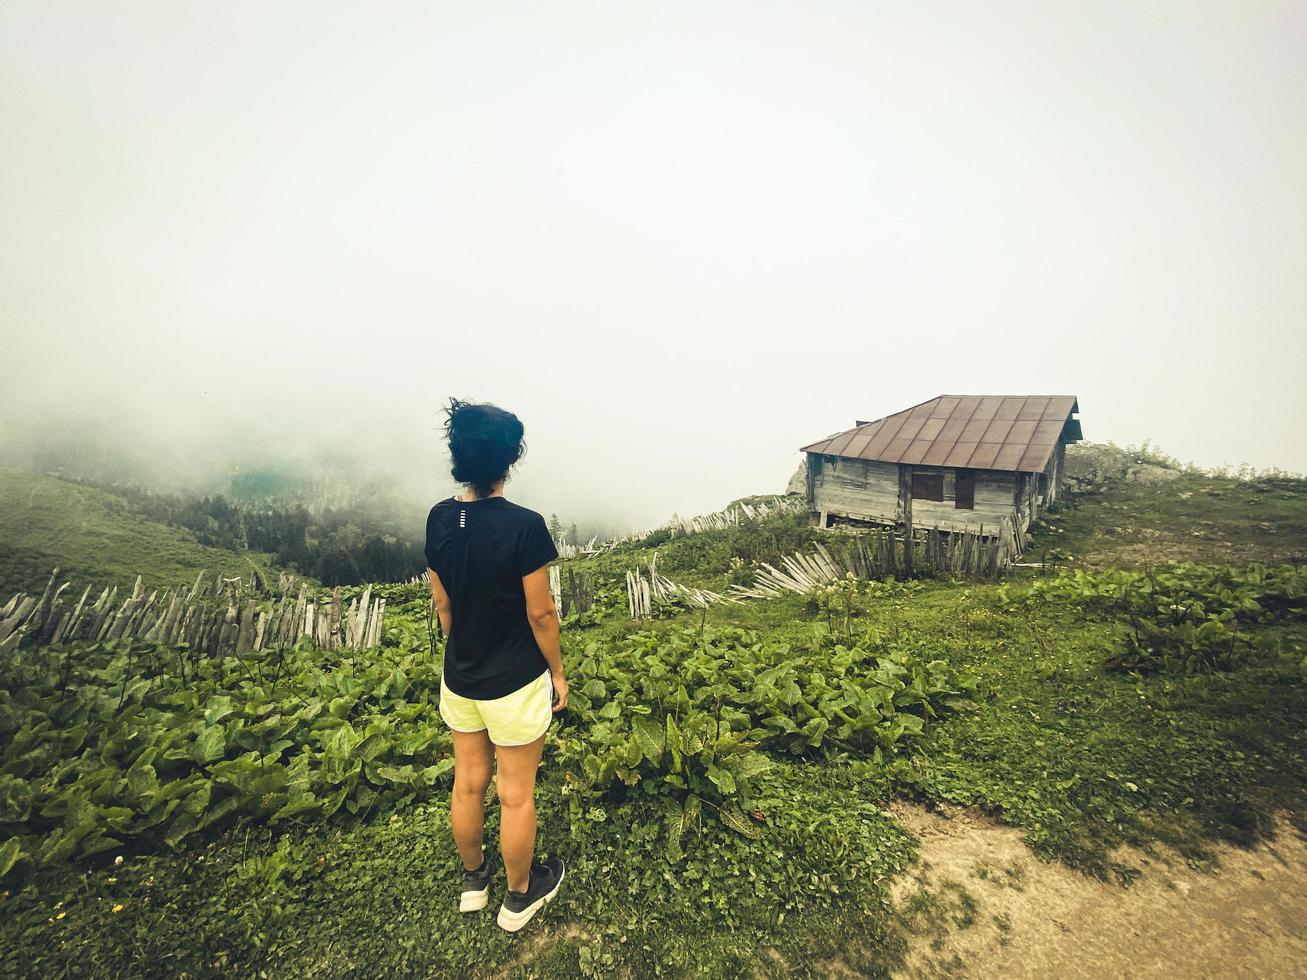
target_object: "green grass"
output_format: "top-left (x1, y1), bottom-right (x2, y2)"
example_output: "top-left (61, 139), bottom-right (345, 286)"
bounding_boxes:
top-left (874, 580), bottom-right (1307, 875)
top-left (2, 472), bottom-right (1305, 977)
top-left (5, 575), bottom-right (1301, 976)
top-left (0, 469), bottom-right (287, 597)
top-left (1028, 470), bottom-right (1307, 568)
top-left (0, 678), bottom-right (918, 978)
top-left (0, 791), bottom-right (911, 978)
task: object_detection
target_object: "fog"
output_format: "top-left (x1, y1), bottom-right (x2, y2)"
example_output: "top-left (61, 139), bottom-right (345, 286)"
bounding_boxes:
top-left (3, 1), bottom-right (1304, 532)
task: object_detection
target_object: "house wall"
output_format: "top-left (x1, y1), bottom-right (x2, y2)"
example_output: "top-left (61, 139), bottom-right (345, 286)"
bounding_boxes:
top-left (809, 456), bottom-right (899, 524)
top-left (808, 454), bottom-right (1018, 534)
top-left (1026, 438), bottom-right (1071, 526)
top-left (909, 469), bottom-right (1017, 534)
top-left (1015, 471), bottom-right (1038, 532)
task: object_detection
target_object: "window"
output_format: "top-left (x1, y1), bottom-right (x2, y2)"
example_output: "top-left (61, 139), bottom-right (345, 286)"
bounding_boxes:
top-left (955, 470), bottom-right (975, 509)
top-left (910, 471), bottom-right (944, 502)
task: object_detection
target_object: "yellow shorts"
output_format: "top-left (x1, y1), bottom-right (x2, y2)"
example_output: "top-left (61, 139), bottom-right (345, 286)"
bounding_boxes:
top-left (439, 669), bottom-right (554, 747)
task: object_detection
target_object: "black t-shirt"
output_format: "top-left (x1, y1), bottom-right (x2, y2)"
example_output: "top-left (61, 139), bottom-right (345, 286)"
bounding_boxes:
top-left (425, 495), bottom-right (559, 700)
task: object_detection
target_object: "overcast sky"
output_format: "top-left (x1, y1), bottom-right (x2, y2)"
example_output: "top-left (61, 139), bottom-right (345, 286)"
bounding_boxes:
top-left (2, 2), bottom-right (1304, 528)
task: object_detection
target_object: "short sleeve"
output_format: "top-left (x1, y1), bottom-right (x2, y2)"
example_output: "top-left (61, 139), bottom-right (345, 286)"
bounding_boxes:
top-left (424, 505), bottom-right (441, 571)
top-left (516, 513), bottom-right (559, 576)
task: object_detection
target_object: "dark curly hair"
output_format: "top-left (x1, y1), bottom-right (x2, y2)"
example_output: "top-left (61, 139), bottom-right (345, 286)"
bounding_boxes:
top-left (442, 398), bottom-right (526, 498)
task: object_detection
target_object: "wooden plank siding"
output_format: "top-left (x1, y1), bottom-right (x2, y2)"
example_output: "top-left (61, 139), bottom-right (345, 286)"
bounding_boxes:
top-left (809, 457), bottom-right (901, 526)
top-left (909, 469), bottom-right (1017, 533)
top-left (807, 437), bottom-right (1076, 538)
top-left (809, 453), bottom-right (1021, 535)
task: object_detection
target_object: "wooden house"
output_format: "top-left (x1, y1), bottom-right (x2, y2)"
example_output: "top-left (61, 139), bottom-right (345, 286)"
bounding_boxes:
top-left (800, 395), bottom-right (1082, 538)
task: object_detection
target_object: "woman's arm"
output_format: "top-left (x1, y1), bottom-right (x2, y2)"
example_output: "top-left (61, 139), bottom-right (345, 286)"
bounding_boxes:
top-left (522, 566), bottom-right (568, 712)
top-left (428, 568), bottom-right (452, 636)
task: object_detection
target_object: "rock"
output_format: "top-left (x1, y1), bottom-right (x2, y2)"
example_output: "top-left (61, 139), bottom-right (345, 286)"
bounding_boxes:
top-left (1129, 464), bottom-right (1183, 485)
top-left (785, 460), bottom-right (807, 496)
top-left (1064, 443), bottom-right (1183, 492)
top-left (1064, 443), bottom-right (1132, 492)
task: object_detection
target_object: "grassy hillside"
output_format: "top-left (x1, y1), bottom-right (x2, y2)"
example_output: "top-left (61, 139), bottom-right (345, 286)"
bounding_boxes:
top-left (1032, 447), bottom-right (1307, 567)
top-left (0, 456), bottom-right (1304, 977)
top-left (0, 469), bottom-right (286, 597)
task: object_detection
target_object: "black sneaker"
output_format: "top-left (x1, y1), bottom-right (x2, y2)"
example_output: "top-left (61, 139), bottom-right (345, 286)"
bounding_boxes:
top-left (496, 857), bottom-right (565, 932)
top-left (459, 851), bottom-right (498, 913)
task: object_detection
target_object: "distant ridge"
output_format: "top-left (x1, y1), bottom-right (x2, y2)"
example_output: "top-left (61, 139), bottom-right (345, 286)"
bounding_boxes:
top-left (0, 468), bottom-right (286, 596)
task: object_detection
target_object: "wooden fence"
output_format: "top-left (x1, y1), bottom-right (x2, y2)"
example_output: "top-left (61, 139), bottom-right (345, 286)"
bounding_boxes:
top-left (662, 497), bottom-right (804, 536)
top-left (733, 524), bottom-right (1013, 599)
top-left (625, 553), bottom-right (737, 619)
top-left (845, 520), bottom-right (1016, 579)
top-left (559, 567), bottom-right (595, 618)
top-left (0, 568), bottom-right (385, 656)
top-left (548, 565), bottom-right (562, 613)
top-left (622, 519), bottom-right (1016, 616)
top-left (555, 495), bottom-right (805, 558)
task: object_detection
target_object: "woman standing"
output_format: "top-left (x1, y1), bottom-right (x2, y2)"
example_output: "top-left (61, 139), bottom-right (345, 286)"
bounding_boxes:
top-left (425, 398), bottom-right (568, 933)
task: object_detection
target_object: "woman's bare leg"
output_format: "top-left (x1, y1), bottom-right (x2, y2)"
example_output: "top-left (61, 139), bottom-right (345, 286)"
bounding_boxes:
top-left (495, 734), bottom-right (546, 892)
top-left (450, 729), bottom-right (495, 871)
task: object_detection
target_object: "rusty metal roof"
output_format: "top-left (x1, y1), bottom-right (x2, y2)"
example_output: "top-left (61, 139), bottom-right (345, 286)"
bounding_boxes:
top-left (800, 395), bottom-right (1082, 474)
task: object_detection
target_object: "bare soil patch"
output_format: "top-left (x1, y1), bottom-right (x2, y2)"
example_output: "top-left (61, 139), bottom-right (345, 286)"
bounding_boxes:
top-left (889, 803), bottom-right (1307, 979)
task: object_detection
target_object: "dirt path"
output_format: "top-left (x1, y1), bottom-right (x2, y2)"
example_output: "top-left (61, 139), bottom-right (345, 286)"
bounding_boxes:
top-left (889, 803), bottom-right (1307, 979)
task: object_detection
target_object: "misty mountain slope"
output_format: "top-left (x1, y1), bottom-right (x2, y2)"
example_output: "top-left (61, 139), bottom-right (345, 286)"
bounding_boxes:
top-left (0, 468), bottom-right (285, 597)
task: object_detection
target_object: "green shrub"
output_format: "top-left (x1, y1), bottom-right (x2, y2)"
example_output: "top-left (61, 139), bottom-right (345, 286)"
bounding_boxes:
top-left (1028, 562), bottom-right (1306, 673)
top-left (556, 624), bottom-right (975, 851)
top-left (0, 636), bottom-right (452, 878)
top-left (650, 513), bottom-right (818, 576)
